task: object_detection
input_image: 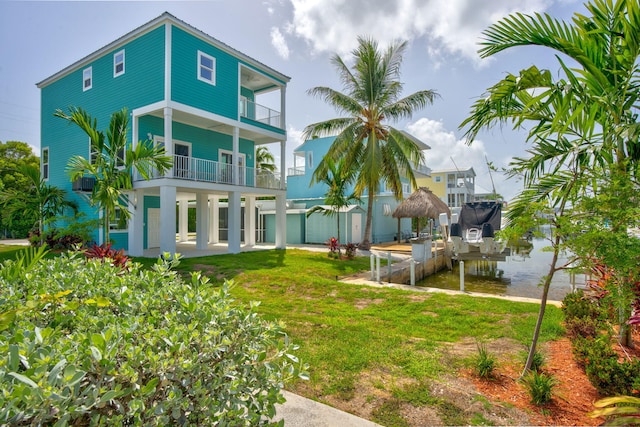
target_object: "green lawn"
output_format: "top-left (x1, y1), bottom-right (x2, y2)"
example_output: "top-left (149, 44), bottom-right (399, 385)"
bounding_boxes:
top-left (135, 248), bottom-right (565, 426)
top-left (2, 245), bottom-right (565, 425)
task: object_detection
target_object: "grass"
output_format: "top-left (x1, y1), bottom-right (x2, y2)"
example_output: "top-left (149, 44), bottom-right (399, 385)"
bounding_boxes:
top-left (134, 248), bottom-right (563, 426)
top-left (2, 245), bottom-right (566, 426)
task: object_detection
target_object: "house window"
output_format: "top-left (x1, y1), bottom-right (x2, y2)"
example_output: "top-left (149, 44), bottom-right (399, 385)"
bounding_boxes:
top-left (197, 51), bottom-right (216, 85)
top-left (114, 50), bottom-right (125, 77)
top-left (434, 176), bottom-right (441, 183)
top-left (402, 183), bottom-right (410, 194)
top-left (89, 138), bottom-right (99, 164)
top-left (109, 207), bottom-right (128, 231)
top-left (83, 67), bottom-right (92, 91)
top-left (307, 151), bottom-right (313, 169)
top-left (116, 147), bottom-right (125, 168)
top-left (42, 147), bottom-right (49, 180)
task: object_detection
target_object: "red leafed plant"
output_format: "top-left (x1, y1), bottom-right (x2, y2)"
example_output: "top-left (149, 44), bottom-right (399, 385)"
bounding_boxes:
top-left (587, 259), bottom-right (640, 325)
top-left (85, 243), bottom-right (129, 269)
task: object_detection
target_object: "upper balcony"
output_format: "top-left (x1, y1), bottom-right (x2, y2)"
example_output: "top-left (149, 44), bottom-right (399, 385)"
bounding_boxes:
top-left (133, 154), bottom-right (282, 190)
top-left (240, 98), bottom-right (281, 129)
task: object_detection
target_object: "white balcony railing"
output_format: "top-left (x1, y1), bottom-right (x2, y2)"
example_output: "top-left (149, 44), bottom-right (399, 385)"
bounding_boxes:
top-left (240, 99), bottom-right (281, 128)
top-left (287, 166), bottom-right (305, 176)
top-left (133, 154), bottom-right (282, 190)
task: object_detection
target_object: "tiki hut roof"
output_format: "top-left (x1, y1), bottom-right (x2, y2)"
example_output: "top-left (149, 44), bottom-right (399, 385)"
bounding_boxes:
top-left (392, 187), bottom-right (451, 220)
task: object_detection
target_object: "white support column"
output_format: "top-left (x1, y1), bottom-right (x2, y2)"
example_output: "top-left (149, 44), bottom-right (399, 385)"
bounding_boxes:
top-left (232, 127), bottom-right (240, 185)
top-left (275, 193), bottom-right (287, 249)
top-left (196, 193), bottom-right (209, 250)
top-left (209, 196), bottom-right (219, 244)
top-left (178, 200), bottom-right (189, 242)
top-left (245, 196), bottom-right (256, 246)
top-left (128, 190), bottom-right (144, 256)
top-left (280, 85), bottom-right (286, 128)
top-left (159, 186), bottom-right (177, 255)
top-left (280, 140), bottom-right (286, 190)
top-left (228, 191), bottom-right (241, 254)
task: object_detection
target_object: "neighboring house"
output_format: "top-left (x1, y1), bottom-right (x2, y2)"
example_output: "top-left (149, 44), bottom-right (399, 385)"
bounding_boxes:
top-left (275, 135), bottom-right (432, 244)
top-left (37, 12), bottom-right (289, 255)
top-left (417, 168), bottom-right (476, 209)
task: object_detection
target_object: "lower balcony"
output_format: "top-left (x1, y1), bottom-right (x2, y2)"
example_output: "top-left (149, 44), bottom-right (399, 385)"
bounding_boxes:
top-left (133, 154), bottom-right (282, 190)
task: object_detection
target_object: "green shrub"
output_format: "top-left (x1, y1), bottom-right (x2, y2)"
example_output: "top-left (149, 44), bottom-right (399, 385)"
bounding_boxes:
top-left (521, 346), bottom-right (545, 372)
top-left (474, 343), bottom-right (496, 379)
top-left (522, 371), bottom-right (556, 406)
top-left (0, 250), bottom-right (306, 426)
top-left (573, 336), bottom-right (640, 396)
top-left (562, 289), bottom-right (601, 322)
top-left (565, 316), bottom-right (600, 339)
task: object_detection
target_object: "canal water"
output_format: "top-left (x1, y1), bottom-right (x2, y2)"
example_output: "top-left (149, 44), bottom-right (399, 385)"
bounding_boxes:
top-left (416, 237), bottom-right (585, 301)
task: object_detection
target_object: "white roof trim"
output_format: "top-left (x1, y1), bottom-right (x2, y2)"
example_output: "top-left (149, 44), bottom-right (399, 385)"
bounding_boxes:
top-left (37, 12), bottom-right (290, 88)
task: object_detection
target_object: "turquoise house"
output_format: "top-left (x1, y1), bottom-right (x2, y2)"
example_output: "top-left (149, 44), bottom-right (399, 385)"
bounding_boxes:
top-left (37, 12), bottom-right (289, 255)
top-left (274, 135), bottom-right (432, 245)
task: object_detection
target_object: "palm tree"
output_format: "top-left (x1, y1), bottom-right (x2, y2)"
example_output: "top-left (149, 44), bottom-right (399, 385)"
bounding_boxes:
top-left (0, 164), bottom-right (77, 243)
top-left (255, 146), bottom-right (276, 173)
top-left (55, 107), bottom-right (172, 244)
top-left (460, 0), bottom-right (640, 368)
top-left (306, 157), bottom-right (360, 248)
top-left (304, 37), bottom-right (439, 249)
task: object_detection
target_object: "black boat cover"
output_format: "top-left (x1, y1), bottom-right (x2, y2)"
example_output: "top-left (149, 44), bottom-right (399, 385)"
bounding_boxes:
top-left (458, 202), bottom-right (502, 231)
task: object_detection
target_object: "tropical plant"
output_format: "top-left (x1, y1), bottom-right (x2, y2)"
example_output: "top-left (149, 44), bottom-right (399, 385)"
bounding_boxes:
top-left (522, 371), bottom-right (557, 406)
top-left (55, 107), bottom-right (172, 244)
top-left (255, 145), bottom-right (277, 173)
top-left (304, 36), bottom-right (439, 249)
top-left (0, 164), bottom-right (77, 244)
top-left (460, 0), bottom-right (640, 369)
top-left (474, 343), bottom-right (497, 379)
top-left (306, 157), bottom-right (359, 247)
top-left (0, 250), bottom-right (307, 425)
top-left (590, 395), bottom-right (640, 426)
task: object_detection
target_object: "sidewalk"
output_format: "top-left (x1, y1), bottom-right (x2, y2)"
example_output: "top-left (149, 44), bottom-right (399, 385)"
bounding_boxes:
top-left (275, 391), bottom-right (382, 426)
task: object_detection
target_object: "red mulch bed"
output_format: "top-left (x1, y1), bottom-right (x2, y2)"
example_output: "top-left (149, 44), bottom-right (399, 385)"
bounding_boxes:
top-left (465, 338), bottom-right (603, 426)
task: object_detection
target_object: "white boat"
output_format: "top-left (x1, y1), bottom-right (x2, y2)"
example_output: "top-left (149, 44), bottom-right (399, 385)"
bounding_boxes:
top-left (445, 201), bottom-right (507, 258)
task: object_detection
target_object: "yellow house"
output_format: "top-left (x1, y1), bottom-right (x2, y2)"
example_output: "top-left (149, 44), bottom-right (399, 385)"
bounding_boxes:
top-left (416, 167), bottom-right (475, 208)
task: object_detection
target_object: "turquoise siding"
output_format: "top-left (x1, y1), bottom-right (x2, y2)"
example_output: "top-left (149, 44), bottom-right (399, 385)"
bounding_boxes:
top-left (262, 213), bottom-right (304, 244)
top-left (171, 26), bottom-right (238, 119)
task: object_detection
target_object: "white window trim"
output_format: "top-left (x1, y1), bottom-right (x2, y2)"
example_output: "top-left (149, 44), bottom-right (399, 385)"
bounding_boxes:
top-left (197, 50), bottom-right (216, 85)
top-left (89, 137), bottom-right (99, 165)
top-left (109, 206), bottom-right (128, 233)
top-left (42, 147), bottom-right (49, 181)
top-left (218, 149), bottom-right (245, 166)
top-left (307, 151), bottom-right (313, 170)
top-left (114, 49), bottom-right (125, 77)
top-left (83, 67), bottom-right (92, 91)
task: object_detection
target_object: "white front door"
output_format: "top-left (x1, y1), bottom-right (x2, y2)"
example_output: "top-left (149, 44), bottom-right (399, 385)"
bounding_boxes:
top-left (351, 213), bottom-right (362, 244)
top-left (147, 208), bottom-right (160, 248)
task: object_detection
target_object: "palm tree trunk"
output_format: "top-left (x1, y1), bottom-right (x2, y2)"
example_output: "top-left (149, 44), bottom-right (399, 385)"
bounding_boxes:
top-left (360, 190), bottom-right (374, 250)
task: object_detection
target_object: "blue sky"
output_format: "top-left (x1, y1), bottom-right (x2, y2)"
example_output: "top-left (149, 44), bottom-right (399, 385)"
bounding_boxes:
top-left (0, 0), bottom-right (584, 201)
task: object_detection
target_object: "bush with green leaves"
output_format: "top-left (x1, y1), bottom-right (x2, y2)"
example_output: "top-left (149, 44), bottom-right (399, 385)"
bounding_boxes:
top-left (521, 371), bottom-right (556, 406)
top-left (0, 249), bottom-right (306, 426)
top-left (474, 343), bottom-right (496, 379)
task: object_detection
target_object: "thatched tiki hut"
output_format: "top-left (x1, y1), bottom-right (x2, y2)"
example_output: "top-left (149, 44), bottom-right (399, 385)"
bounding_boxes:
top-left (392, 187), bottom-right (451, 240)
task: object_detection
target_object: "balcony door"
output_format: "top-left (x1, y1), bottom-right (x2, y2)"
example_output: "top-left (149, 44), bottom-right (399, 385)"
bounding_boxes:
top-left (219, 150), bottom-right (245, 185)
top-left (174, 142), bottom-right (191, 179)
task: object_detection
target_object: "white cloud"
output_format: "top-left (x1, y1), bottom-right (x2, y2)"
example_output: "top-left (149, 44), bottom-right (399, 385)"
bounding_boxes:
top-left (270, 27), bottom-right (290, 59)
top-left (406, 117), bottom-right (521, 201)
top-left (284, 0), bottom-right (550, 64)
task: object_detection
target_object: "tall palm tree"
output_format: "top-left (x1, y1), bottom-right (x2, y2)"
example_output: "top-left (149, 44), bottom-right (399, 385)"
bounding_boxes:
top-left (306, 157), bottom-right (360, 247)
top-left (304, 37), bottom-right (439, 249)
top-left (55, 107), bottom-right (172, 244)
top-left (460, 0), bottom-right (640, 367)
